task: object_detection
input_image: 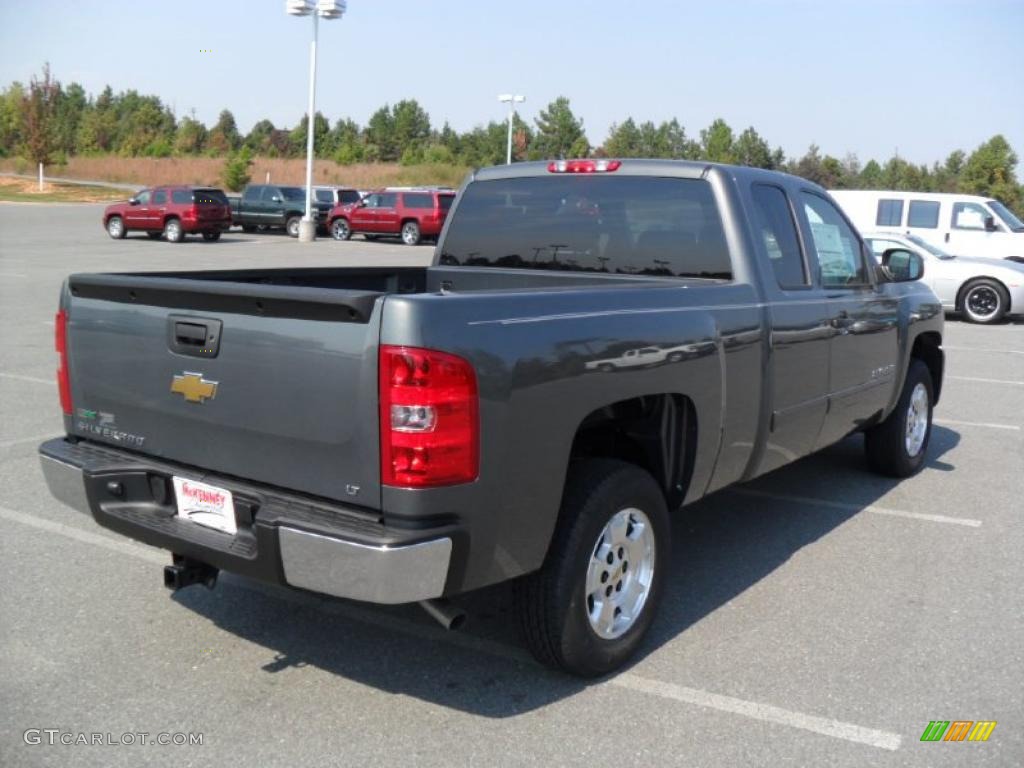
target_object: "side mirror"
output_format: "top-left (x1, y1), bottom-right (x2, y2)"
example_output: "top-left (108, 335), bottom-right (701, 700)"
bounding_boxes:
top-left (984, 215), bottom-right (999, 232)
top-left (270, 195), bottom-right (281, 203)
top-left (128, 198), bottom-right (139, 206)
top-left (881, 248), bottom-right (924, 282)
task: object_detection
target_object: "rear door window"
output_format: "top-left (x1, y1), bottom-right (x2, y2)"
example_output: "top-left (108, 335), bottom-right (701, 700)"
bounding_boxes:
top-left (379, 193), bottom-right (398, 208)
top-left (439, 176), bottom-right (732, 278)
top-left (875, 199), bottom-right (904, 226)
top-left (907, 200), bottom-right (940, 229)
top-left (751, 184), bottom-right (807, 288)
top-left (171, 189), bottom-right (191, 204)
top-left (243, 186), bottom-right (263, 202)
top-left (403, 193), bottom-right (432, 209)
top-left (152, 189), bottom-right (167, 205)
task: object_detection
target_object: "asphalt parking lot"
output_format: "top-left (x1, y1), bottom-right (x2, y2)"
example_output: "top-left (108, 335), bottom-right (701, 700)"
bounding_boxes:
top-left (1, 202), bottom-right (1021, 767)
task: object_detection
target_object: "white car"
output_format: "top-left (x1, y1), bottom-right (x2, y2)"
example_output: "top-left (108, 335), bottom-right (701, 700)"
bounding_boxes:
top-left (863, 231), bottom-right (1024, 324)
top-left (832, 190), bottom-right (1024, 263)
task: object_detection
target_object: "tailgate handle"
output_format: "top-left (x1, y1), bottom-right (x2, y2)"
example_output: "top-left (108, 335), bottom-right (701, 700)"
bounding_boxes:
top-left (167, 316), bottom-right (222, 358)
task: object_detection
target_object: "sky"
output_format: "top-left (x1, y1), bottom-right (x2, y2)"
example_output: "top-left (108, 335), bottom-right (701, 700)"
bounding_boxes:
top-left (1, 0), bottom-right (1022, 168)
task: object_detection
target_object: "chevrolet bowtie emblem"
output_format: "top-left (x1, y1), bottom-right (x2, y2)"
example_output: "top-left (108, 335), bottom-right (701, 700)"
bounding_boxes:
top-left (170, 372), bottom-right (218, 404)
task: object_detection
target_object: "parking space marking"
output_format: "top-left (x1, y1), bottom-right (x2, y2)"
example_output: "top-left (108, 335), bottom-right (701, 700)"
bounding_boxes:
top-left (0, 433), bottom-right (59, 449)
top-left (0, 372), bottom-right (55, 386)
top-left (731, 489), bottom-right (982, 527)
top-left (944, 345), bottom-right (1024, 356)
top-left (935, 418), bottom-right (1021, 431)
top-left (1, 503), bottom-right (904, 752)
top-left (612, 675), bottom-right (901, 751)
top-left (947, 375), bottom-right (1024, 386)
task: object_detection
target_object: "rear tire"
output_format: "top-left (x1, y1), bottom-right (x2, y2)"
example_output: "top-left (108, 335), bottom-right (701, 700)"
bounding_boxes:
top-left (516, 459), bottom-right (670, 677)
top-left (106, 216), bottom-right (126, 239)
top-left (202, 232), bottom-right (221, 242)
top-left (163, 218), bottom-right (183, 243)
top-left (401, 220), bottom-right (421, 246)
top-left (960, 278), bottom-right (1009, 324)
top-left (864, 359), bottom-right (934, 478)
top-left (286, 215), bottom-right (301, 238)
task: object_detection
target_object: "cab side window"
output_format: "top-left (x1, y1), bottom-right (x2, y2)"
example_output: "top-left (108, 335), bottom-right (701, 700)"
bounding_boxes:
top-left (800, 192), bottom-right (868, 288)
top-left (152, 189), bottom-right (167, 205)
top-left (135, 190), bottom-right (151, 205)
top-left (951, 202), bottom-right (994, 230)
top-left (751, 184), bottom-right (808, 288)
top-left (362, 194), bottom-right (380, 208)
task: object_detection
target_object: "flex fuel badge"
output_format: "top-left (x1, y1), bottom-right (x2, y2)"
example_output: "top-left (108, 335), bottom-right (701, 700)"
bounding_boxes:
top-left (75, 408), bottom-right (146, 448)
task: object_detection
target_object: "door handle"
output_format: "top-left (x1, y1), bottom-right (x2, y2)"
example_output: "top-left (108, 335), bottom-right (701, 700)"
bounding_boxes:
top-left (831, 310), bottom-right (854, 330)
top-left (944, 232), bottom-right (950, 243)
top-left (167, 315), bottom-right (222, 358)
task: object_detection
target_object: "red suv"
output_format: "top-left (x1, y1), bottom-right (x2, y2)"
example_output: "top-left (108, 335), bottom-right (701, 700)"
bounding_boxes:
top-left (328, 188), bottom-right (456, 245)
top-left (104, 187), bottom-right (232, 243)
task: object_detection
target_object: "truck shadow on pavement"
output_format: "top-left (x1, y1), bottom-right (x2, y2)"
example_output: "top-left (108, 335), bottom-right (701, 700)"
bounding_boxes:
top-left (171, 426), bottom-right (960, 717)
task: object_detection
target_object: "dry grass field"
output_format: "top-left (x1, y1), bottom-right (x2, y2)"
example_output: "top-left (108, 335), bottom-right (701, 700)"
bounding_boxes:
top-left (0, 156), bottom-right (470, 191)
top-left (0, 176), bottom-right (126, 203)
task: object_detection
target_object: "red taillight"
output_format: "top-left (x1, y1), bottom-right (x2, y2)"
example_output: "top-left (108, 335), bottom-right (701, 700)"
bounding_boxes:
top-left (379, 345), bottom-right (478, 488)
top-left (547, 159), bottom-right (621, 173)
top-left (55, 309), bottom-right (72, 415)
top-left (184, 205), bottom-right (199, 220)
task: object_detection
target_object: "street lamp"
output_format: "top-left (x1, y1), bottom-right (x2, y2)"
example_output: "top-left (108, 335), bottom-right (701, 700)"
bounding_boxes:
top-left (498, 94), bottom-right (525, 165)
top-left (286, 0), bottom-right (346, 242)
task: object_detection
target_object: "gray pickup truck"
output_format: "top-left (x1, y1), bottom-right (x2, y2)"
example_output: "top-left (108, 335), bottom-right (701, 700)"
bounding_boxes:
top-left (40, 159), bottom-right (944, 676)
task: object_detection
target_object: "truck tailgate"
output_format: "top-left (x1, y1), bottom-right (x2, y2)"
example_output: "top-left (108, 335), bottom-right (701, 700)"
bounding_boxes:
top-left (63, 273), bottom-right (384, 507)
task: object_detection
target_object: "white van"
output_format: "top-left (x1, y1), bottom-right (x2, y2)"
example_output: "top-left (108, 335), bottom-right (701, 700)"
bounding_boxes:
top-left (830, 190), bottom-right (1024, 263)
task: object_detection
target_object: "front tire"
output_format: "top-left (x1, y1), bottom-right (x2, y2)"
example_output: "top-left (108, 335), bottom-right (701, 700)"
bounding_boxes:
top-left (163, 218), bottom-right (183, 243)
top-left (960, 278), bottom-right (1009, 324)
top-left (286, 215), bottom-right (301, 238)
top-left (330, 218), bottom-right (351, 241)
top-left (106, 216), bottom-right (126, 239)
top-left (401, 221), bottom-right (421, 246)
top-left (864, 359), bottom-right (934, 477)
top-left (516, 459), bottom-right (670, 677)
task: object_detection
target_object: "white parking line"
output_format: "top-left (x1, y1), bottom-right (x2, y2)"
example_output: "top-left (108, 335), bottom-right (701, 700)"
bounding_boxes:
top-left (731, 489), bottom-right (982, 527)
top-left (947, 375), bottom-right (1024, 386)
top-left (0, 433), bottom-right (59, 449)
top-left (944, 345), bottom-right (1024, 356)
top-left (935, 418), bottom-right (1021, 431)
top-left (0, 372), bottom-right (55, 386)
top-left (612, 676), bottom-right (900, 751)
top-left (0, 503), bottom-right (903, 752)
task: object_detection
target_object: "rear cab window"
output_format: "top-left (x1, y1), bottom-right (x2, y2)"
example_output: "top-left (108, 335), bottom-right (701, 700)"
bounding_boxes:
top-left (750, 184), bottom-right (807, 288)
top-left (439, 175), bottom-right (732, 278)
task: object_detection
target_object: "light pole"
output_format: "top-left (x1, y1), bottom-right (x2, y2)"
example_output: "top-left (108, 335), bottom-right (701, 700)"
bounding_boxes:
top-left (498, 94), bottom-right (525, 165)
top-left (287, 0), bottom-right (346, 242)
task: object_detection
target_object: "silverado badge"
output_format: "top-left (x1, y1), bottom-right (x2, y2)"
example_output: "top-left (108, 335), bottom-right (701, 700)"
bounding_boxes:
top-left (170, 372), bottom-right (218, 404)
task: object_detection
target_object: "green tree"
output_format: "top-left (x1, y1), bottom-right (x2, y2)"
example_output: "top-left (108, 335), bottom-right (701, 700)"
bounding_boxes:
top-left (733, 126), bottom-right (774, 169)
top-left (288, 111), bottom-right (330, 157)
top-left (20, 64), bottom-right (61, 165)
top-left (207, 109), bottom-right (241, 153)
top-left (221, 146), bottom-right (253, 191)
top-left (699, 118), bottom-right (735, 163)
top-left (0, 83), bottom-right (25, 157)
top-left (174, 113), bottom-right (207, 155)
top-left (604, 118), bottom-right (642, 157)
top-left (859, 159), bottom-right (883, 188)
top-left (365, 105), bottom-right (396, 161)
top-left (960, 135), bottom-right (1020, 210)
top-left (328, 117), bottom-right (363, 164)
top-left (244, 119), bottom-right (276, 153)
top-left (392, 99), bottom-right (431, 157)
top-left (790, 144), bottom-right (846, 187)
top-left (54, 82), bottom-right (87, 155)
top-left (533, 97), bottom-right (588, 159)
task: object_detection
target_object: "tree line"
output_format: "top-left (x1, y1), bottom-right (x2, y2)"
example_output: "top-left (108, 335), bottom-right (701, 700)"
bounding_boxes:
top-left (2, 65), bottom-right (1020, 210)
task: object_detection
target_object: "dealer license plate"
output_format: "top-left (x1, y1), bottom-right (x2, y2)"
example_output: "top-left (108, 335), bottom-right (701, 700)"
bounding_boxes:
top-left (172, 476), bottom-right (237, 535)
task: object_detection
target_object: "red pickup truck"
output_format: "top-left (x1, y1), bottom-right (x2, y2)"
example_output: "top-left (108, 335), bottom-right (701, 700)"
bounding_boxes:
top-left (104, 187), bottom-right (232, 242)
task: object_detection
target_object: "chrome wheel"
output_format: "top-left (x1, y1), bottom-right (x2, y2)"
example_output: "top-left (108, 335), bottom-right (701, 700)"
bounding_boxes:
top-left (401, 222), bottom-right (420, 246)
top-left (107, 216), bottom-right (124, 239)
top-left (585, 507), bottom-right (656, 640)
top-left (331, 219), bottom-right (350, 241)
top-left (905, 382), bottom-right (929, 458)
top-left (965, 285), bottom-right (1000, 321)
top-left (164, 219), bottom-right (182, 243)
top-left (286, 216), bottom-right (301, 238)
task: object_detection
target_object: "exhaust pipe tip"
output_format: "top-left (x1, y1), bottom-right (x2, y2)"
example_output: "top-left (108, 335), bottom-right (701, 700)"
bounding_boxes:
top-left (419, 598), bottom-right (466, 631)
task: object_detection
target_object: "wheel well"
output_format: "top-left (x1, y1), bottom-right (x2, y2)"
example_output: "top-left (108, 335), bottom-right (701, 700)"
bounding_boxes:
top-left (956, 277), bottom-right (1008, 311)
top-left (569, 394), bottom-right (696, 510)
top-left (402, 218), bottom-right (419, 228)
top-left (910, 332), bottom-right (943, 404)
